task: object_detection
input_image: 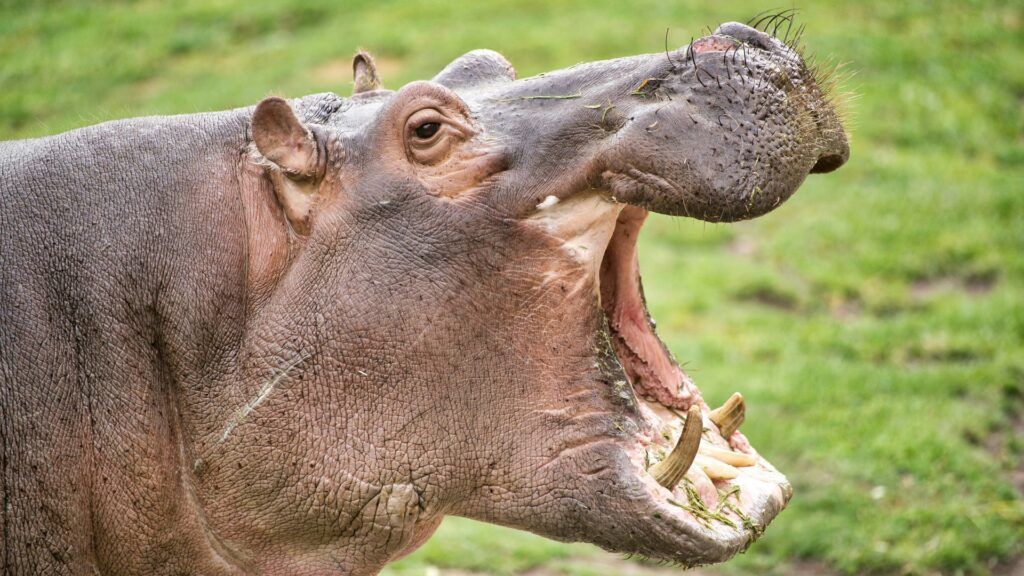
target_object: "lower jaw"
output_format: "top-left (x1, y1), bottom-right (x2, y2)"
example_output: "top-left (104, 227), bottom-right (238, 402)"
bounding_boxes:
top-left (596, 204), bottom-right (792, 549)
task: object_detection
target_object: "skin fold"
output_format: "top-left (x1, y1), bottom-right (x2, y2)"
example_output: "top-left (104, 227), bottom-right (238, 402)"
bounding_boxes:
top-left (0, 21), bottom-right (847, 575)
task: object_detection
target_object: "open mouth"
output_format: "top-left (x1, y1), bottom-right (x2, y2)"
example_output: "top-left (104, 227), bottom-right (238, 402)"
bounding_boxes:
top-left (598, 203), bottom-right (791, 559)
top-left (529, 190), bottom-right (793, 562)
top-left (514, 17), bottom-right (847, 561)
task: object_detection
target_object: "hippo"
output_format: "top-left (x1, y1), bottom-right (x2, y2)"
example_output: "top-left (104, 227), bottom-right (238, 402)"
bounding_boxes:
top-left (0, 18), bottom-right (848, 575)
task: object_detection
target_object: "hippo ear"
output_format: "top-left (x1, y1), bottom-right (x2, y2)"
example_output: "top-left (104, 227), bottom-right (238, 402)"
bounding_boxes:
top-left (352, 51), bottom-right (382, 94)
top-left (432, 49), bottom-right (516, 89)
top-left (252, 97), bottom-right (323, 233)
top-left (252, 97), bottom-right (318, 178)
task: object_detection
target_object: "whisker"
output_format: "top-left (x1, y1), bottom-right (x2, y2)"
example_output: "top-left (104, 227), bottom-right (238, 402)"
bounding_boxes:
top-left (789, 23), bottom-right (807, 52)
top-left (772, 9), bottom-right (799, 38)
top-left (751, 11), bottom-right (780, 31)
top-left (687, 38), bottom-right (708, 87)
top-left (747, 8), bottom-right (777, 26)
top-left (664, 27), bottom-right (677, 70)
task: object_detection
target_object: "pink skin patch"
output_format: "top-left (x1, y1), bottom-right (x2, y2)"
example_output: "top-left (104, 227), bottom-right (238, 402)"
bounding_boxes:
top-left (691, 35), bottom-right (739, 55)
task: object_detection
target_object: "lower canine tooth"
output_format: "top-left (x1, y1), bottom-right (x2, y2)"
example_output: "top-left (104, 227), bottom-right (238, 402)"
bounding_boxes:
top-left (709, 392), bottom-right (745, 438)
top-left (699, 443), bottom-right (757, 467)
top-left (650, 405), bottom-right (702, 490)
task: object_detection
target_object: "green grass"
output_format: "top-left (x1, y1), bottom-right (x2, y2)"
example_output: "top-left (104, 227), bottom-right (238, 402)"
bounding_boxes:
top-left (3, 1), bottom-right (1022, 574)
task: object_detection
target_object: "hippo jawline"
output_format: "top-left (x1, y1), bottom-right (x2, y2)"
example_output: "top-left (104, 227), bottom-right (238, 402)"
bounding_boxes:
top-left (543, 195), bottom-right (793, 563)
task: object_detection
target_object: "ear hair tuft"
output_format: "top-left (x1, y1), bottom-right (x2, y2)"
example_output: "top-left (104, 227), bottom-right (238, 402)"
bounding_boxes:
top-left (352, 51), bottom-right (382, 94)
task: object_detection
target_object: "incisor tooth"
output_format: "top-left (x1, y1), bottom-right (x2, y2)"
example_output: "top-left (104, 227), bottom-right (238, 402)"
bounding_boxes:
top-left (694, 454), bottom-right (740, 480)
top-left (699, 442), bottom-right (757, 467)
top-left (709, 392), bottom-right (745, 438)
top-left (650, 405), bottom-right (702, 490)
top-left (686, 465), bottom-right (718, 509)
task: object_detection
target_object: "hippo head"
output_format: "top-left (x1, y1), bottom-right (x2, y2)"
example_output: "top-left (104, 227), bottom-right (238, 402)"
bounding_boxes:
top-left (231, 19), bottom-right (848, 572)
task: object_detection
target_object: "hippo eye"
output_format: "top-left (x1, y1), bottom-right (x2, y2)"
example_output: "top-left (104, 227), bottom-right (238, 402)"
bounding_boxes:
top-left (414, 122), bottom-right (440, 140)
top-left (405, 107), bottom-right (472, 165)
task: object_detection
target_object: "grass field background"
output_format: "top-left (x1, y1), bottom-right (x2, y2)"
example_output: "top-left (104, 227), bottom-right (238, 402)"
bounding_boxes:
top-left (2, 1), bottom-right (1022, 574)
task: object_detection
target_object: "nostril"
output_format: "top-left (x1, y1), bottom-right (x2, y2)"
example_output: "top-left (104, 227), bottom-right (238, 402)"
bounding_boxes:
top-left (713, 22), bottom-right (775, 51)
top-left (810, 153), bottom-right (846, 174)
top-left (811, 130), bottom-right (852, 174)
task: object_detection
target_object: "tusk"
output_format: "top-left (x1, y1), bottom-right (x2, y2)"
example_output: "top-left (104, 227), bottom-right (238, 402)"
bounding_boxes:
top-left (699, 442), bottom-right (757, 467)
top-left (709, 392), bottom-right (745, 438)
top-left (694, 454), bottom-right (740, 480)
top-left (650, 405), bottom-right (703, 490)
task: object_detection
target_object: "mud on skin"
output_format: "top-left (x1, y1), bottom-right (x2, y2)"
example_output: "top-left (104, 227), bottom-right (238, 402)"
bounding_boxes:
top-left (0, 15), bottom-right (847, 575)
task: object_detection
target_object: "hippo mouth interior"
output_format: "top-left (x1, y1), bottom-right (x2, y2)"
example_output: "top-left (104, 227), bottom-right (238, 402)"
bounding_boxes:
top-left (596, 203), bottom-right (791, 561)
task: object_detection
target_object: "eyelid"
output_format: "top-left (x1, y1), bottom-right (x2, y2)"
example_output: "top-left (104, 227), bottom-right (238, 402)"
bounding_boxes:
top-left (406, 107), bottom-right (474, 138)
top-left (403, 103), bottom-right (475, 165)
top-left (407, 109), bottom-right (445, 133)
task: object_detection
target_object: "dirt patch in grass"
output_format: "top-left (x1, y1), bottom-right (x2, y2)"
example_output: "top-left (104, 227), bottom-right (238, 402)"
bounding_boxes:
top-left (910, 270), bottom-right (998, 300)
top-left (982, 377), bottom-right (1024, 572)
top-left (734, 285), bottom-right (800, 311)
top-left (993, 555), bottom-right (1024, 576)
top-left (983, 379), bottom-right (1024, 494)
top-left (1009, 417), bottom-right (1024, 498)
top-left (728, 237), bottom-right (758, 257)
top-left (963, 270), bottom-right (999, 294)
top-left (828, 296), bottom-right (862, 322)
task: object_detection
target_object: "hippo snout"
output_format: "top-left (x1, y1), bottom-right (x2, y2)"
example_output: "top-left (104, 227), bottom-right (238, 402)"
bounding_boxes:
top-left (581, 20), bottom-right (852, 221)
top-left (712, 21), bottom-right (851, 175)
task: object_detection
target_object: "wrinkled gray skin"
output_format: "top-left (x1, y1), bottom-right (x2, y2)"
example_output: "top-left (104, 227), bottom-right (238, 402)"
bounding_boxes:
top-left (0, 22), bottom-right (847, 575)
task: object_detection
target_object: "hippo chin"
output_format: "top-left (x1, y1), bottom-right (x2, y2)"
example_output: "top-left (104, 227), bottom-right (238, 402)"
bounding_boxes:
top-left (0, 19), bottom-right (847, 575)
